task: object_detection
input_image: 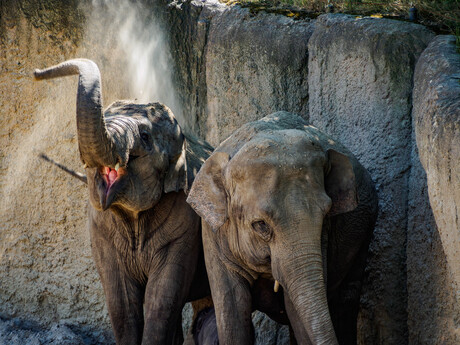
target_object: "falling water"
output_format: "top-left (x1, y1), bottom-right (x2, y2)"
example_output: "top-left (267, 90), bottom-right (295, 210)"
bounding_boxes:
top-left (89, 0), bottom-right (183, 122)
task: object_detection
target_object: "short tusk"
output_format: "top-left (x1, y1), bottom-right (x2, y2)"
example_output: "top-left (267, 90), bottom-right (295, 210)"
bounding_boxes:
top-left (274, 280), bottom-right (280, 293)
top-left (83, 163), bottom-right (88, 169)
top-left (114, 162), bottom-right (120, 172)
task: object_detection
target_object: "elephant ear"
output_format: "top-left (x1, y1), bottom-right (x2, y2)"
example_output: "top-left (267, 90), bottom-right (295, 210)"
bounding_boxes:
top-left (186, 151), bottom-right (230, 232)
top-left (164, 141), bottom-right (187, 194)
top-left (325, 149), bottom-right (358, 216)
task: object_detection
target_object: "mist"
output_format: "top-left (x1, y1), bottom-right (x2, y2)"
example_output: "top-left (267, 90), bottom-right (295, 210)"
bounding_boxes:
top-left (88, 0), bottom-right (183, 123)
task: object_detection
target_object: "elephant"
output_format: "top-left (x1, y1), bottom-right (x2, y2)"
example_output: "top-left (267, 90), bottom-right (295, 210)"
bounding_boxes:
top-left (34, 59), bottom-right (214, 345)
top-left (186, 112), bottom-right (378, 345)
top-left (192, 307), bottom-right (219, 345)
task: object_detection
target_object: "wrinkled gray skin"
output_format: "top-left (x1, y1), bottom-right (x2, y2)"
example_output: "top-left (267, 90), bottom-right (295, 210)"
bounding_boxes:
top-left (187, 112), bottom-right (378, 345)
top-left (34, 59), bottom-right (213, 345)
top-left (193, 307), bottom-right (219, 345)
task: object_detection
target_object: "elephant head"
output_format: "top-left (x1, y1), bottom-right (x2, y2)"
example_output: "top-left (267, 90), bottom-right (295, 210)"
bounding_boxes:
top-left (35, 59), bottom-right (196, 213)
top-left (187, 112), bottom-right (360, 344)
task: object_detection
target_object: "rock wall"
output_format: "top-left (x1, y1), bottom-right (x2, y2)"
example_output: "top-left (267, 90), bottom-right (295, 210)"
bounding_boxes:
top-left (409, 35), bottom-right (460, 344)
top-left (167, 2), bottom-right (458, 344)
top-left (307, 14), bottom-right (434, 344)
top-left (204, 6), bottom-right (314, 146)
top-left (1, 0), bottom-right (459, 344)
top-left (165, 0), bottom-right (212, 137)
top-left (0, 0), bottom-right (137, 343)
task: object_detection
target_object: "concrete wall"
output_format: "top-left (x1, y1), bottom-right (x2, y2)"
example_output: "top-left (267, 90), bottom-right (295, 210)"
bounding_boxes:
top-left (307, 14), bottom-right (434, 344)
top-left (409, 35), bottom-right (460, 344)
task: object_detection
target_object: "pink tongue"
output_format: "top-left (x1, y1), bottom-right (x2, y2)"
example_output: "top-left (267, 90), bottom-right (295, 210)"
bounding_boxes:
top-left (108, 169), bottom-right (118, 184)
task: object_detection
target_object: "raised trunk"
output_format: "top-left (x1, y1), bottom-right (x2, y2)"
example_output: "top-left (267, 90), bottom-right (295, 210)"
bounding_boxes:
top-left (34, 59), bottom-right (116, 168)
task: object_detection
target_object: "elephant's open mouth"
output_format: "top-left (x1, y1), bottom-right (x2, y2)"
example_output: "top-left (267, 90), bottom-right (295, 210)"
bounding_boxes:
top-left (99, 165), bottom-right (127, 210)
top-left (102, 166), bottom-right (120, 190)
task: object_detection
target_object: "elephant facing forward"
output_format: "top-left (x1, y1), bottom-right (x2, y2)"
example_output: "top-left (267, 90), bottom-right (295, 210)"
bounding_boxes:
top-left (187, 112), bottom-right (378, 345)
top-left (34, 59), bottom-right (213, 345)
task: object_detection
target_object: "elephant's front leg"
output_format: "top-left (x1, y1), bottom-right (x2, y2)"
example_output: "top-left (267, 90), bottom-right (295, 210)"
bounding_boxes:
top-left (142, 243), bottom-right (198, 345)
top-left (202, 224), bottom-right (253, 345)
top-left (92, 243), bottom-right (145, 345)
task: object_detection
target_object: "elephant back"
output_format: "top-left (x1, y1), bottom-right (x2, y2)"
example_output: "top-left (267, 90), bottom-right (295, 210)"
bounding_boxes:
top-left (214, 111), bottom-right (307, 157)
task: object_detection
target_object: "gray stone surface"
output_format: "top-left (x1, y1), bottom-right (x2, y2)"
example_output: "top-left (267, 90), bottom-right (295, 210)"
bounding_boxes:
top-left (410, 35), bottom-right (460, 344)
top-left (0, 315), bottom-right (112, 345)
top-left (307, 14), bottom-right (434, 344)
top-left (203, 6), bottom-right (314, 146)
top-left (253, 311), bottom-right (289, 345)
top-left (407, 130), bottom-right (460, 345)
top-left (166, 0), bottom-right (225, 137)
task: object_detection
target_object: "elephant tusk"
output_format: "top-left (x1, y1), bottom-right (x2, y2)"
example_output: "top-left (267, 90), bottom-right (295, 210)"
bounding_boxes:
top-left (274, 280), bottom-right (280, 293)
top-left (83, 163), bottom-right (88, 169)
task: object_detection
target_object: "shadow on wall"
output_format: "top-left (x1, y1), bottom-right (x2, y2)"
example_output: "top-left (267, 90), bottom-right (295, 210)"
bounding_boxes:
top-left (407, 138), bottom-right (460, 344)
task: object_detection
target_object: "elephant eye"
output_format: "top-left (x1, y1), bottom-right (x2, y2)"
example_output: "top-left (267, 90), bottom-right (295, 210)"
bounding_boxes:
top-left (129, 154), bottom-right (140, 162)
top-left (251, 220), bottom-right (272, 241)
top-left (140, 132), bottom-right (150, 142)
top-left (140, 131), bottom-right (152, 149)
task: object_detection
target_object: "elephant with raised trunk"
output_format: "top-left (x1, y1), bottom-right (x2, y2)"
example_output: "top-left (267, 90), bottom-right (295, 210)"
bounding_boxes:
top-left (187, 112), bottom-right (378, 345)
top-left (34, 59), bottom-right (213, 345)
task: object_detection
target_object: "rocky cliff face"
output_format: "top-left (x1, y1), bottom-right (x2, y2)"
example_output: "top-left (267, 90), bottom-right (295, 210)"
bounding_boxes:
top-left (0, 1), bottom-right (134, 343)
top-left (409, 35), bottom-right (460, 345)
top-left (1, 0), bottom-right (459, 344)
top-left (204, 6), bottom-right (314, 146)
top-left (307, 14), bottom-right (434, 344)
top-left (0, 0), bottom-right (98, 330)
